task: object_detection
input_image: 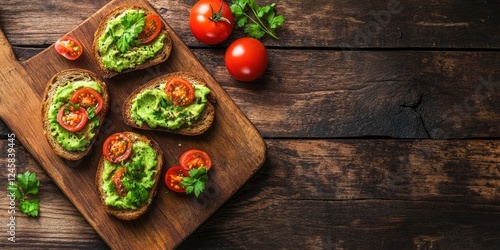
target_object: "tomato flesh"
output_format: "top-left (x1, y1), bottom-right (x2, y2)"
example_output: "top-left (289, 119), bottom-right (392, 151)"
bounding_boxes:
top-left (225, 37), bottom-right (268, 81)
top-left (180, 149), bottom-right (212, 171)
top-left (54, 35), bottom-right (83, 60)
top-left (112, 168), bottom-right (128, 196)
top-left (103, 133), bottom-right (133, 163)
top-left (165, 77), bottom-right (195, 106)
top-left (189, 0), bottom-right (234, 45)
top-left (165, 166), bottom-right (189, 193)
top-left (139, 14), bottom-right (162, 44)
top-left (57, 104), bottom-right (88, 132)
top-left (70, 87), bottom-right (104, 114)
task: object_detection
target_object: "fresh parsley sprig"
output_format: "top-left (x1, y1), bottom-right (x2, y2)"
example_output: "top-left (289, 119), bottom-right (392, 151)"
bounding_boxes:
top-left (122, 157), bottom-right (150, 206)
top-left (180, 168), bottom-right (209, 197)
top-left (110, 11), bottom-right (146, 53)
top-left (6, 171), bottom-right (40, 217)
top-left (230, 0), bottom-right (285, 39)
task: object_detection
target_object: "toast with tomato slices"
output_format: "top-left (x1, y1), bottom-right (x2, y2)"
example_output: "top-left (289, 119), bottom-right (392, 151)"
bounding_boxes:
top-left (41, 68), bottom-right (109, 161)
top-left (92, 6), bottom-right (173, 78)
top-left (95, 131), bottom-right (164, 220)
top-left (122, 72), bottom-right (215, 135)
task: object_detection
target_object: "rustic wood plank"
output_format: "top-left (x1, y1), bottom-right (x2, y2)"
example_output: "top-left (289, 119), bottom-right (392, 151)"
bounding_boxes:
top-left (2, 0), bottom-right (499, 49)
top-left (7, 47), bottom-right (500, 139)
top-left (181, 139), bottom-right (500, 249)
top-left (181, 200), bottom-right (500, 249)
top-left (1, 139), bottom-right (499, 249)
top-left (211, 50), bottom-right (500, 139)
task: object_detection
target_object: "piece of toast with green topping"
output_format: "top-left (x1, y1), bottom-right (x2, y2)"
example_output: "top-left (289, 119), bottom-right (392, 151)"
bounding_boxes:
top-left (93, 6), bottom-right (173, 78)
top-left (95, 131), bottom-right (164, 220)
top-left (122, 72), bottom-right (215, 136)
top-left (41, 68), bottom-right (109, 161)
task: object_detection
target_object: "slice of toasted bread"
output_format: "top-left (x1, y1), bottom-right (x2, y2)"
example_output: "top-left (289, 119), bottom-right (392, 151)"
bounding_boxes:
top-left (41, 68), bottom-right (109, 161)
top-left (93, 6), bottom-right (173, 78)
top-left (122, 72), bottom-right (215, 136)
top-left (95, 131), bottom-right (164, 220)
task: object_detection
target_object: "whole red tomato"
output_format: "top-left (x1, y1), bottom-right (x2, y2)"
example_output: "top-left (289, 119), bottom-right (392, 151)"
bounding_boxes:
top-left (225, 37), bottom-right (268, 81)
top-left (189, 0), bottom-right (234, 45)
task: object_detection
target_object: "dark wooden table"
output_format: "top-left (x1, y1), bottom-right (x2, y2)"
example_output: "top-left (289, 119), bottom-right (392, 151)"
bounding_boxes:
top-left (1, 0), bottom-right (499, 249)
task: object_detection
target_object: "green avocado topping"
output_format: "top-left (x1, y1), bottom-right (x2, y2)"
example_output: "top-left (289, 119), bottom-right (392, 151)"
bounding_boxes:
top-left (97, 9), bottom-right (166, 72)
top-left (102, 141), bottom-right (158, 209)
top-left (130, 82), bottom-right (211, 130)
top-left (48, 81), bottom-right (102, 151)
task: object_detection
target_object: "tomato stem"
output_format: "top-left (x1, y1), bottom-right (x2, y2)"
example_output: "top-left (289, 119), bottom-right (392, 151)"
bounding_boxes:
top-left (209, 3), bottom-right (231, 24)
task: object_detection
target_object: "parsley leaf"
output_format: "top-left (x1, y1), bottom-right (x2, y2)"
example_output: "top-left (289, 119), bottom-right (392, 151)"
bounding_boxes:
top-left (87, 106), bottom-right (97, 119)
top-left (111, 11), bottom-right (146, 53)
top-left (231, 0), bottom-right (284, 39)
top-left (17, 171), bottom-right (40, 196)
top-left (20, 199), bottom-right (40, 217)
top-left (6, 171), bottom-right (40, 217)
top-left (244, 23), bottom-right (266, 39)
top-left (120, 156), bottom-right (150, 207)
top-left (180, 168), bottom-right (209, 197)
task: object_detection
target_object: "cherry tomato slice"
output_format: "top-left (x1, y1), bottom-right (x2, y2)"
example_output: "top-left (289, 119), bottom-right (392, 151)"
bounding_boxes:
top-left (54, 35), bottom-right (83, 60)
top-left (179, 149), bottom-right (212, 171)
top-left (69, 87), bottom-right (104, 114)
top-left (102, 133), bottom-right (133, 163)
top-left (165, 77), bottom-right (195, 106)
top-left (165, 166), bottom-right (189, 193)
top-left (57, 104), bottom-right (88, 132)
top-left (138, 14), bottom-right (162, 44)
top-left (112, 168), bottom-right (128, 196)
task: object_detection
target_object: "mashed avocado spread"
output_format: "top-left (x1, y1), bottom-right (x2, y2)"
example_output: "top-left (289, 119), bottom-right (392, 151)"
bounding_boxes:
top-left (102, 141), bottom-right (157, 209)
top-left (48, 81), bottom-right (102, 151)
top-left (130, 83), bottom-right (211, 130)
top-left (97, 9), bottom-right (166, 72)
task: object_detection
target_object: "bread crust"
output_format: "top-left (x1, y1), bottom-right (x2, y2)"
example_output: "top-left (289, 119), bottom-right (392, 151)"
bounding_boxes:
top-left (41, 68), bottom-right (109, 161)
top-left (122, 72), bottom-right (216, 135)
top-left (95, 131), bottom-right (164, 220)
top-left (93, 6), bottom-right (173, 78)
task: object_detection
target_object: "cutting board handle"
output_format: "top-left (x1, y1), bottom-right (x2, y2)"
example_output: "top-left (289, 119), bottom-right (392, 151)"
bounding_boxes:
top-left (0, 25), bottom-right (18, 65)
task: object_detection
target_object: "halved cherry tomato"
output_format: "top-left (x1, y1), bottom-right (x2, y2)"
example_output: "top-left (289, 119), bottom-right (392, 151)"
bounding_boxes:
top-left (165, 77), bottom-right (195, 106)
top-left (138, 14), bottom-right (162, 44)
top-left (112, 168), bottom-right (128, 196)
top-left (102, 133), bottom-right (133, 163)
top-left (69, 87), bottom-right (104, 114)
top-left (57, 104), bottom-right (88, 132)
top-left (165, 166), bottom-right (189, 193)
top-left (54, 35), bottom-right (83, 60)
top-left (179, 149), bottom-right (212, 171)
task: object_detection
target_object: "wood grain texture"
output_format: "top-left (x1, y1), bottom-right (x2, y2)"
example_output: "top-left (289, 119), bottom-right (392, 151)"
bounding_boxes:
top-left (2, 0), bottom-right (499, 48)
top-left (180, 139), bottom-right (500, 249)
top-left (11, 47), bottom-right (500, 139)
top-left (1, 138), bottom-right (499, 249)
top-left (0, 0), bottom-right (265, 249)
top-left (198, 50), bottom-right (500, 139)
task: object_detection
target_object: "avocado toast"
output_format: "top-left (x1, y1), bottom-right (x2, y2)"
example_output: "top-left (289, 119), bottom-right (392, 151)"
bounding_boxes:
top-left (122, 72), bottom-right (215, 135)
top-left (93, 6), bottom-right (173, 78)
top-left (96, 131), bottom-right (164, 220)
top-left (41, 68), bottom-right (109, 161)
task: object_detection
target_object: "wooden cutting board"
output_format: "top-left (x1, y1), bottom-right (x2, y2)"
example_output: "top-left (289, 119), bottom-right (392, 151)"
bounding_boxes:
top-left (0, 0), bottom-right (266, 248)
